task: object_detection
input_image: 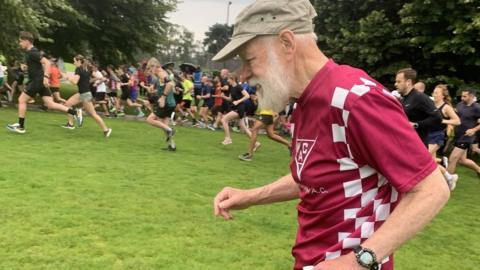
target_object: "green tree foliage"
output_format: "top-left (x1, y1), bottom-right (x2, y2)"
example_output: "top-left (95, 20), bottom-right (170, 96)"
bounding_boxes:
top-left (0, 0), bottom-right (176, 66)
top-left (155, 25), bottom-right (196, 64)
top-left (0, 0), bottom-right (86, 61)
top-left (313, 0), bottom-right (480, 91)
top-left (203, 23), bottom-right (233, 55)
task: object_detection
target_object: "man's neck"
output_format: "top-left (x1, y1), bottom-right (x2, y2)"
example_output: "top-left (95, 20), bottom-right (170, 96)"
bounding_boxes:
top-left (26, 44), bottom-right (34, 51)
top-left (465, 100), bottom-right (475, 106)
top-left (402, 87), bottom-right (414, 97)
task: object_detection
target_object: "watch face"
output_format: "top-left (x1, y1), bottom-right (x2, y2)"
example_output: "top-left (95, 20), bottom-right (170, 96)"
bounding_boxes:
top-left (360, 252), bottom-right (374, 265)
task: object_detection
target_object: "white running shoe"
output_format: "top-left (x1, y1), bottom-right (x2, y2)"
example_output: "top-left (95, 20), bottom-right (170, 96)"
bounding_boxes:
top-left (222, 138), bottom-right (232, 145)
top-left (6, 123), bottom-right (25, 134)
top-left (104, 128), bottom-right (112, 138)
top-left (449, 174), bottom-right (458, 191)
top-left (442, 156), bottom-right (449, 169)
top-left (74, 108), bottom-right (83, 127)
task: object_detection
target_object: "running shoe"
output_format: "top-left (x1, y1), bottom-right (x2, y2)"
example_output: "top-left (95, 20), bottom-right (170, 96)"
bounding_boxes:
top-left (238, 153), bottom-right (252, 161)
top-left (166, 129), bottom-right (176, 142)
top-left (74, 108), bottom-right (83, 127)
top-left (61, 123), bottom-right (75, 130)
top-left (137, 111), bottom-right (145, 118)
top-left (449, 174), bottom-right (458, 191)
top-left (442, 156), bottom-right (449, 169)
top-left (117, 111), bottom-right (125, 117)
top-left (207, 124), bottom-right (216, 131)
top-left (162, 144), bottom-right (177, 151)
top-left (6, 123), bottom-right (25, 134)
top-left (104, 128), bottom-right (112, 138)
top-left (222, 138), bottom-right (232, 145)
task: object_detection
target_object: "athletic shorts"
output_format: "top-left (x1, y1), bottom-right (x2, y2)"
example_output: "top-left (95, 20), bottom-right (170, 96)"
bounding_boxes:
top-left (428, 130), bottom-right (445, 146)
top-left (233, 104), bottom-right (246, 118)
top-left (155, 105), bottom-right (175, 118)
top-left (147, 93), bottom-right (159, 105)
top-left (221, 102), bottom-right (231, 114)
top-left (107, 92), bottom-right (117, 97)
top-left (174, 94), bottom-right (183, 104)
top-left (80, 92), bottom-right (93, 102)
top-left (129, 91), bottom-right (138, 102)
top-left (246, 103), bottom-right (257, 116)
top-left (50, 87), bottom-right (60, 93)
top-left (211, 105), bottom-right (222, 115)
top-left (120, 88), bottom-right (130, 101)
top-left (202, 101), bottom-right (213, 109)
top-left (454, 141), bottom-right (471, 150)
top-left (182, 100), bottom-right (191, 109)
top-left (25, 81), bottom-right (51, 97)
top-left (95, 92), bottom-right (106, 101)
top-left (257, 114), bottom-right (274, 126)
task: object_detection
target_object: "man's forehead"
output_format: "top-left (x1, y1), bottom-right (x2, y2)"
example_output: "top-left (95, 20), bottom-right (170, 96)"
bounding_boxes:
top-left (238, 37), bottom-right (265, 58)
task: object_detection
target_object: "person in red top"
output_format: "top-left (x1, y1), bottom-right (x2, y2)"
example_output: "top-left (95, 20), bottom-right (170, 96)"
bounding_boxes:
top-left (212, 1), bottom-right (450, 270)
top-left (49, 59), bottom-right (65, 103)
top-left (211, 75), bottom-right (224, 129)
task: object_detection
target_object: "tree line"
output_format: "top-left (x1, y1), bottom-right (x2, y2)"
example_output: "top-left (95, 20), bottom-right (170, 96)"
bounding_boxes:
top-left (0, 0), bottom-right (177, 65)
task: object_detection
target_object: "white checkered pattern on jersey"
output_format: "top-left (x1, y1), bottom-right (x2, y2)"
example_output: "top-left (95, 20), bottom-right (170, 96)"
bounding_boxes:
top-left (326, 78), bottom-right (399, 268)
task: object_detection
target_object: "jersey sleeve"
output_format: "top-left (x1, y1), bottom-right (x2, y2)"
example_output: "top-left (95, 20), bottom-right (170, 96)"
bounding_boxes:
top-left (346, 90), bottom-right (438, 193)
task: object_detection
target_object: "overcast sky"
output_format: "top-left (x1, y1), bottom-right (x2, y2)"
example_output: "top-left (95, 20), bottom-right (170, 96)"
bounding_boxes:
top-left (167, 0), bottom-right (255, 41)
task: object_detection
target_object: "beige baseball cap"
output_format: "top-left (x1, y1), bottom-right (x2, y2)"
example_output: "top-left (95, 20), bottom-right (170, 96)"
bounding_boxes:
top-left (212, 0), bottom-right (317, 62)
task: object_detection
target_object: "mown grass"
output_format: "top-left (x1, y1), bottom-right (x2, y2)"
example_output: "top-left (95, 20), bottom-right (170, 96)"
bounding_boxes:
top-left (0, 107), bottom-right (478, 269)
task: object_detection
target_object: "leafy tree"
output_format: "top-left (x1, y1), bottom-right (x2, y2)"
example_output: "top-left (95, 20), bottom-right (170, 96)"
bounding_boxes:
top-left (203, 23), bottom-right (233, 55)
top-left (312, 0), bottom-right (480, 91)
top-left (155, 25), bottom-right (196, 65)
top-left (0, 0), bottom-right (177, 66)
top-left (0, 0), bottom-right (86, 61)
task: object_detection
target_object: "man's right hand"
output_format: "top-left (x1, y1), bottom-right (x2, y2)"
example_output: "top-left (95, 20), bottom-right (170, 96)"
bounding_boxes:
top-left (213, 187), bottom-right (253, 220)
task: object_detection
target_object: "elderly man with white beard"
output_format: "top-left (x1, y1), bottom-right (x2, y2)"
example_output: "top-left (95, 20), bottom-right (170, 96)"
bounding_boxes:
top-left (212, 1), bottom-right (450, 270)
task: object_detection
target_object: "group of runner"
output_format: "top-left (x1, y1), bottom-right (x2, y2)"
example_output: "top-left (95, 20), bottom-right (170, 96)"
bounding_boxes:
top-left (1, 31), bottom-right (293, 155)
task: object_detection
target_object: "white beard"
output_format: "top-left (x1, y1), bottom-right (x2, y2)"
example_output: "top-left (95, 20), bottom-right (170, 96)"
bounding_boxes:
top-left (250, 51), bottom-right (292, 113)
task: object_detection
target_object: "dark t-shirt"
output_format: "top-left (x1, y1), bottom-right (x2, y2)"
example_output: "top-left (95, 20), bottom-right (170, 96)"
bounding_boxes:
top-left (26, 47), bottom-right (44, 84)
top-left (401, 90), bottom-right (442, 144)
top-left (75, 67), bottom-right (92, 94)
top-left (455, 102), bottom-right (480, 142)
top-left (120, 74), bottom-right (130, 92)
top-left (201, 84), bottom-right (214, 106)
top-left (230, 85), bottom-right (244, 102)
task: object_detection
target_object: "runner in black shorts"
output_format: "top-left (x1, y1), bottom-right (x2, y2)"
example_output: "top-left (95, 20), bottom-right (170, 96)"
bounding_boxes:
top-left (447, 88), bottom-right (480, 178)
top-left (238, 107), bottom-right (292, 162)
top-left (198, 76), bottom-right (214, 129)
top-left (145, 58), bottom-right (176, 151)
top-left (220, 73), bottom-right (254, 145)
top-left (6, 31), bottom-right (80, 134)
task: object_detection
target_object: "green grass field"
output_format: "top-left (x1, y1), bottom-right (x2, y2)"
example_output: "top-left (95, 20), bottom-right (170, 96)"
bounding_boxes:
top-left (0, 108), bottom-right (478, 269)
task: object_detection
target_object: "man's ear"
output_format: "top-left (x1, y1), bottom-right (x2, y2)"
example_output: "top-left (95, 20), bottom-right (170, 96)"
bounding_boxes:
top-left (278, 30), bottom-right (296, 58)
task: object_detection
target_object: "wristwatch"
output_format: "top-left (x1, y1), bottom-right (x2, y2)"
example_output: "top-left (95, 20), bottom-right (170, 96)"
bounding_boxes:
top-left (353, 246), bottom-right (379, 270)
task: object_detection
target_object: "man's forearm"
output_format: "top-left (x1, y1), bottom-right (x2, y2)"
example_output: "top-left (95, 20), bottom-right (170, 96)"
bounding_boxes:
top-left (362, 168), bottom-right (450, 261)
top-left (249, 174), bottom-right (300, 205)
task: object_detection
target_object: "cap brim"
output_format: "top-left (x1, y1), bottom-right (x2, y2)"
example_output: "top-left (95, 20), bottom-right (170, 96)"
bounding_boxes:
top-left (212, 35), bottom-right (257, 62)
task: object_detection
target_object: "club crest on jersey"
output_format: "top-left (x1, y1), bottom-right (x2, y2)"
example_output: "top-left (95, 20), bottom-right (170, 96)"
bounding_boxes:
top-left (295, 137), bottom-right (317, 180)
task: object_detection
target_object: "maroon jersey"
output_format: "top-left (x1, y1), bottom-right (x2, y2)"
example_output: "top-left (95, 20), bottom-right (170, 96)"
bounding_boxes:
top-left (290, 60), bottom-right (437, 270)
